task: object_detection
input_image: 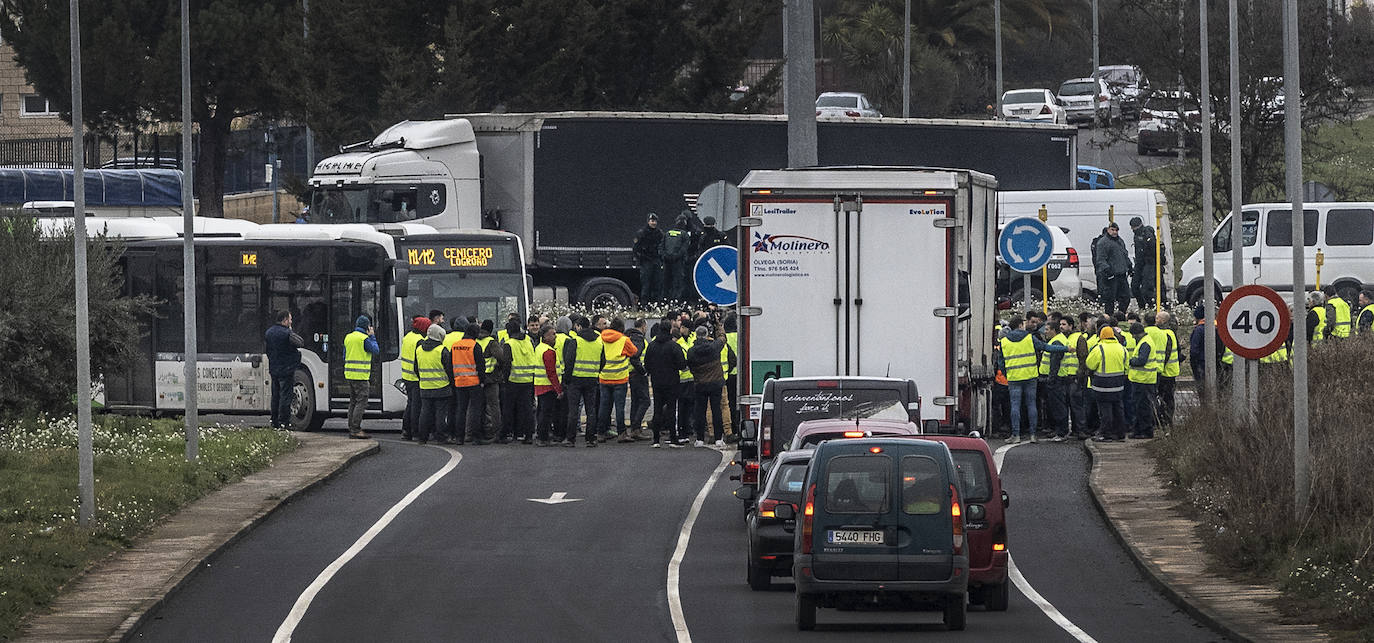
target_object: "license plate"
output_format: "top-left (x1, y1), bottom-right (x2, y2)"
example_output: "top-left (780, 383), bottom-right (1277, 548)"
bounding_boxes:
top-left (827, 529), bottom-right (886, 545)
top-left (1012, 108), bottom-right (1031, 115)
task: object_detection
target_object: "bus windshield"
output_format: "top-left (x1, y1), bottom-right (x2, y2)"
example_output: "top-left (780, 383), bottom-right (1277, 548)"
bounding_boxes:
top-left (404, 272), bottom-right (523, 327)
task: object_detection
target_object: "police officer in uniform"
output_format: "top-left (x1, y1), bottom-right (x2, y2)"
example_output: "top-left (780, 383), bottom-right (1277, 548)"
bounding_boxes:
top-left (343, 315), bottom-right (379, 439)
top-left (633, 213), bottom-right (665, 302)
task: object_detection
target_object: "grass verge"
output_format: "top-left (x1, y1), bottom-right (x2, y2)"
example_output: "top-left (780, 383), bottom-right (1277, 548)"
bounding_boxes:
top-left (1151, 339), bottom-right (1374, 639)
top-left (0, 415), bottom-right (296, 639)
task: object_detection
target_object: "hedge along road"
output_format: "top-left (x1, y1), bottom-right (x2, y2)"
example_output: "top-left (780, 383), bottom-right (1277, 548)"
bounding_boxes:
top-left (130, 429), bottom-right (731, 642)
top-left (675, 439), bottom-right (1221, 641)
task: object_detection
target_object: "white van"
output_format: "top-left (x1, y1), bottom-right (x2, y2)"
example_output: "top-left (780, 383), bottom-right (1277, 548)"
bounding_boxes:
top-left (1179, 202), bottom-right (1374, 305)
top-left (998, 189), bottom-right (1174, 299)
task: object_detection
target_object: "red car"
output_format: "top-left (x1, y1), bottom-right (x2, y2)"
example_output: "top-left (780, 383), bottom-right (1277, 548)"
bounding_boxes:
top-left (904, 434), bottom-right (1010, 610)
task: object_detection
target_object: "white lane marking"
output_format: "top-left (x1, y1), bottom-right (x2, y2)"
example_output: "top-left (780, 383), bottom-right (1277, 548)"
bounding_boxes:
top-left (667, 449), bottom-right (732, 643)
top-left (272, 445), bottom-right (463, 643)
top-left (528, 491), bottom-right (582, 504)
top-left (994, 443), bottom-right (1099, 643)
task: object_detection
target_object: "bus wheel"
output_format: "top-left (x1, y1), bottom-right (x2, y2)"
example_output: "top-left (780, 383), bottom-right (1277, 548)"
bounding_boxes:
top-left (291, 369), bottom-right (326, 432)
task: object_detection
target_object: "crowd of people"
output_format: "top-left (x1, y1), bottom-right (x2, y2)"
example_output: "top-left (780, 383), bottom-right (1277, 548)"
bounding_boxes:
top-left (632, 211), bottom-right (731, 302)
top-left (266, 305), bottom-right (744, 448)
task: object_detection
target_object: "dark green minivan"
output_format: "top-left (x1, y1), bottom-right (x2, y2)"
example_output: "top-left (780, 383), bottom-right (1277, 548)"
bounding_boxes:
top-left (787, 437), bottom-right (969, 631)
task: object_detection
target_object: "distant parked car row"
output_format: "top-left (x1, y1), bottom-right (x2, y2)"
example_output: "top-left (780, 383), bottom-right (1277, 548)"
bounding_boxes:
top-left (998, 64), bottom-right (1146, 128)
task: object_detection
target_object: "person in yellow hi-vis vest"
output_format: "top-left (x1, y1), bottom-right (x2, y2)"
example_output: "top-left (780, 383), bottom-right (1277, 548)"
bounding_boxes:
top-left (415, 324), bottom-right (453, 444)
top-left (343, 314), bottom-right (379, 439)
top-left (1151, 311), bottom-right (1183, 428)
top-left (599, 317), bottom-right (643, 443)
top-left (1085, 326), bottom-right (1129, 441)
top-left (562, 316), bottom-right (605, 446)
top-left (1127, 322), bottom-right (1160, 439)
top-left (399, 315), bottom-right (431, 441)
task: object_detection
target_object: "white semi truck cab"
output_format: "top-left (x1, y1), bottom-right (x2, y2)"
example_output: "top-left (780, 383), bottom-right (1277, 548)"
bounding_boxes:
top-left (308, 120), bottom-right (483, 232)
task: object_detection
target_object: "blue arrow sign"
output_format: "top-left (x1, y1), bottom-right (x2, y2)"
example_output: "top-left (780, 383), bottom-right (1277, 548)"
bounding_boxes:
top-left (693, 245), bottom-right (739, 305)
top-left (998, 217), bottom-right (1055, 273)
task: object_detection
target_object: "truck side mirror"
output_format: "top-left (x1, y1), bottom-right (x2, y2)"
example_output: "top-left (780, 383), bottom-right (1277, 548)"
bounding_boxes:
top-left (392, 265), bottom-right (410, 299)
top-left (774, 504), bottom-right (795, 520)
top-left (733, 486), bottom-right (756, 502)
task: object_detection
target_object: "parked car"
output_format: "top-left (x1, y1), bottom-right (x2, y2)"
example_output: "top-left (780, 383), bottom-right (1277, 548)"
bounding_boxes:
top-left (995, 223), bottom-right (1083, 305)
top-left (1076, 165), bottom-right (1116, 190)
top-left (999, 88), bottom-right (1067, 124)
top-left (740, 449), bottom-right (813, 590)
top-left (1136, 91), bottom-right (1201, 156)
top-left (787, 417), bottom-right (922, 451)
top-left (1057, 77), bottom-right (1119, 125)
top-left (815, 92), bottom-right (882, 119)
top-left (907, 434), bottom-right (1010, 610)
top-left (791, 437), bottom-right (970, 631)
top-left (1098, 65), bottom-right (1148, 119)
top-left (1180, 201), bottom-right (1374, 306)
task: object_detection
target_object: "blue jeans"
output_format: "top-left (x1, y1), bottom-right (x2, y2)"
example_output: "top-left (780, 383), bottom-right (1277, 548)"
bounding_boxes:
top-left (1008, 379), bottom-right (1038, 438)
top-left (598, 382), bottom-right (628, 435)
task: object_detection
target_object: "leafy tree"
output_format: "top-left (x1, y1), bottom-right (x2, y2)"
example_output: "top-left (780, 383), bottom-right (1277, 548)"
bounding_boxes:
top-left (0, 217), bottom-right (154, 418)
top-left (0, 0), bottom-right (302, 217)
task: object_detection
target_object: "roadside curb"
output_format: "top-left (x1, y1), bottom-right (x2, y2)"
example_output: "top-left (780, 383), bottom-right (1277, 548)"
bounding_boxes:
top-left (17, 432), bottom-right (379, 643)
top-left (1083, 439), bottom-right (1327, 643)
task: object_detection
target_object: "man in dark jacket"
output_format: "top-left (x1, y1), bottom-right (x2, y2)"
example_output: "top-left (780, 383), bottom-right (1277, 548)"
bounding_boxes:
top-left (643, 322), bottom-right (688, 447)
top-left (625, 318), bottom-right (651, 440)
top-left (633, 213), bottom-right (664, 303)
top-left (1189, 305), bottom-right (1227, 395)
top-left (697, 216), bottom-right (730, 252)
top-left (686, 324), bottom-right (734, 448)
top-left (1129, 217), bottom-right (1160, 309)
top-left (1094, 221), bottom-right (1132, 315)
top-left (264, 310), bottom-right (304, 429)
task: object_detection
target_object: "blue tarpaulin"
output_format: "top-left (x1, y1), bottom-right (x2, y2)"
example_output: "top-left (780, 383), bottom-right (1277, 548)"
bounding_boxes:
top-left (0, 168), bottom-right (183, 206)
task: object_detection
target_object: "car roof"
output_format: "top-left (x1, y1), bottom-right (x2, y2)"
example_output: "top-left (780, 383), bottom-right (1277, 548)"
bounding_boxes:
top-left (902, 434), bottom-right (995, 454)
top-left (795, 418), bottom-right (920, 433)
top-left (767, 375), bottom-right (913, 386)
top-left (818, 91), bottom-right (863, 97)
top-left (773, 449), bottom-right (817, 463)
top-left (1060, 77), bottom-right (1101, 84)
top-left (813, 436), bottom-right (951, 455)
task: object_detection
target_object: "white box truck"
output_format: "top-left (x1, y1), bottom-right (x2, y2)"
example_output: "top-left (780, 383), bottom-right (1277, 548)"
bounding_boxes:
top-left (997, 188), bottom-right (1175, 301)
top-left (735, 167), bottom-right (999, 448)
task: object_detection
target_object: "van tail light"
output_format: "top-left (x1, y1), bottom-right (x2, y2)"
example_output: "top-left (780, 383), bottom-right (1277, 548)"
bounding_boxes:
top-left (1067, 247), bottom-right (1080, 268)
top-left (743, 461), bottom-right (760, 485)
top-left (801, 483), bottom-right (816, 554)
top-left (843, 431), bottom-right (865, 438)
top-left (950, 484), bottom-right (965, 556)
top-left (1039, 105), bottom-right (1052, 115)
top-left (845, 110), bottom-right (860, 117)
top-left (759, 498), bottom-right (780, 518)
top-left (760, 411), bottom-right (774, 458)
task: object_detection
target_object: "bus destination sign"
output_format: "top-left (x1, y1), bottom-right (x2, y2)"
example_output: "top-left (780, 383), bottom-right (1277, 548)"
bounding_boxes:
top-left (403, 244), bottom-right (514, 271)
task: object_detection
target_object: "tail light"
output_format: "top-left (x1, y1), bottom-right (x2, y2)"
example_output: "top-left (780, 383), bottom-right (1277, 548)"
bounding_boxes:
top-left (760, 410), bottom-right (774, 458)
top-left (743, 460), bottom-right (760, 485)
top-left (801, 483), bottom-right (816, 554)
top-left (759, 498), bottom-right (781, 518)
top-left (1140, 112), bottom-right (1154, 122)
top-left (1039, 105), bottom-right (1052, 115)
top-left (1067, 246), bottom-right (1080, 267)
top-left (842, 431), bottom-right (865, 438)
top-left (950, 484), bottom-right (965, 556)
top-left (815, 110), bottom-right (822, 116)
top-left (845, 110), bottom-right (860, 117)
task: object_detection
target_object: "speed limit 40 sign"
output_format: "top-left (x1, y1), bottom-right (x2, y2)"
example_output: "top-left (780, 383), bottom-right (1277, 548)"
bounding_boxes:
top-left (1218, 285), bottom-right (1293, 360)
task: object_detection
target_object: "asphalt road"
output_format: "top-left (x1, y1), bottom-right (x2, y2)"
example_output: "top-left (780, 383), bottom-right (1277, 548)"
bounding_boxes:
top-left (131, 423), bottom-right (1219, 642)
top-left (1075, 123), bottom-right (1178, 180)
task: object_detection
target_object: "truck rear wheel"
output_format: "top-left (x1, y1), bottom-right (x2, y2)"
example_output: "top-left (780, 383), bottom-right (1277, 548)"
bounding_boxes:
top-left (578, 278), bottom-right (634, 308)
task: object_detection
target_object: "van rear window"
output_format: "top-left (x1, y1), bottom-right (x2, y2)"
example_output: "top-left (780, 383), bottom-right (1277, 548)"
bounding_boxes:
top-left (901, 456), bottom-right (944, 515)
top-left (774, 389), bottom-right (906, 447)
top-left (825, 455), bottom-right (889, 514)
top-left (950, 451), bottom-right (992, 502)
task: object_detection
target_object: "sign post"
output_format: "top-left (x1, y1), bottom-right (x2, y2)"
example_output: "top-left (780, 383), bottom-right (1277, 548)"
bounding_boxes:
top-left (694, 245), bottom-right (739, 306)
top-left (998, 217), bottom-right (1055, 314)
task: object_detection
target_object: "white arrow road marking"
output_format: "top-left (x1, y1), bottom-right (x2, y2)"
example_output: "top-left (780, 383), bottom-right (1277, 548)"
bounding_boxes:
top-left (707, 257), bottom-right (738, 293)
top-left (273, 445), bottom-right (462, 643)
top-left (1027, 238), bottom-right (1049, 264)
top-left (528, 491), bottom-right (583, 504)
top-left (993, 442), bottom-right (1099, 643)
top-left (668, 449), bottom-right (732, 643)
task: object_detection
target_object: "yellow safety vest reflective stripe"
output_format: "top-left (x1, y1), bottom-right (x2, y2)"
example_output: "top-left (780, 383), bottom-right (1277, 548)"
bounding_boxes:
top-left (506, 336), bottom-right (538, 383)
top-left (534, 342), bottom-right (554, 387)
top-left (416, 344), bottom-right (450, 390)
top-left (1329, 298), bottom-right (1352, 337)
top-left (999, 335), bottom-right (1038, 382)
top-left (451, 339), bottom-right (480, 387)
top-left (571, 335), bottom-right (603, 379)
top-left (343, 330), bottom-right (371, 381)
top-left (1085, 341), bottom-right (1127, 392)
top-left (677, 335), bottom-right (696, 381)
top-left (475, 337), bottom-right (496, 374)
top-left (400, 331), bottom-right (423, 382)
top-left (600, 337), bottom-right (631, 382)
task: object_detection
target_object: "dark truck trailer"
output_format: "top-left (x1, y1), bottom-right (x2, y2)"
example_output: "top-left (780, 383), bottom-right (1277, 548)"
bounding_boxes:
top-left (460, 112), bottom-right (1075, 305)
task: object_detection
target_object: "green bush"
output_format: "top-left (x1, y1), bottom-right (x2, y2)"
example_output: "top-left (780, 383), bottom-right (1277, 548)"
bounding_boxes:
top-left (1154, 339), bottom-right (1374, 634)
top-left (0, 217), bottom-right (154, 418)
